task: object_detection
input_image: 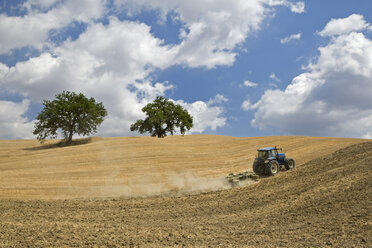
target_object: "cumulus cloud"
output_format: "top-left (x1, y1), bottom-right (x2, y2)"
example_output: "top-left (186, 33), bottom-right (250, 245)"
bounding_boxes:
top-left (0, 19), bottom-right (177, 99)
top-left (280, 32), bottom-right (301, 44)
top-left (115, 0), bottom-right (305, 68)
top-left (318, 14), bottom-right (372, 37)
top-left (0, 0), bottom-right (106, 54)
top-left (0, 100), bottom-right (34, 139)
top-left (250, 14), bottom-right (372, 138)
top-left (177, 95), bottom-right (227, 133)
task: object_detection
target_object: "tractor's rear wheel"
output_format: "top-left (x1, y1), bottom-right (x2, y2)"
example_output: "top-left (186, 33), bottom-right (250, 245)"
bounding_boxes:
top-left (265, 160), bottom-right (279, 176)
top-left (284, 158), bottom-right (295, 170)
top-left (253, 161), bottom-right (260, 174)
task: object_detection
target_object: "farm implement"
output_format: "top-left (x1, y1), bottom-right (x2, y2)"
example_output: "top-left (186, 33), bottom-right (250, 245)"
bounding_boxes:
top-left (225, 172), bottom-right (259, 187)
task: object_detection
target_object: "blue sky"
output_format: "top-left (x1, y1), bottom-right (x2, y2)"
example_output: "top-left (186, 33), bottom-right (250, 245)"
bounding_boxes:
top-left (1, 0), bottom-right (372, 139)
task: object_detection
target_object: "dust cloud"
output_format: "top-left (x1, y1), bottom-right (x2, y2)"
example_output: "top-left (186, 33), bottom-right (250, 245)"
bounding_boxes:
top-left (59, 170), bottom-right (256, 199)
top-left (88, 172), bottom-right (236, 199)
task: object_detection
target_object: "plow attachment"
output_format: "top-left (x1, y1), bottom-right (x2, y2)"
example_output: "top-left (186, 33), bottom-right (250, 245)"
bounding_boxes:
top-left (226, 172), bottom-right (259, 187)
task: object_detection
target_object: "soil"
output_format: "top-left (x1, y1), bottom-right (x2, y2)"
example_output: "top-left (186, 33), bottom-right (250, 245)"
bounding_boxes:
top-left (1, 141), bottom-right (371, 247)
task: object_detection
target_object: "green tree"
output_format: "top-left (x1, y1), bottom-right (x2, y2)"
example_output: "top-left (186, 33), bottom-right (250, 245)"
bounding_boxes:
top-left (130, 96), bottom-right (193, 138)
top-left (33, 91), bottom-right (107, 144)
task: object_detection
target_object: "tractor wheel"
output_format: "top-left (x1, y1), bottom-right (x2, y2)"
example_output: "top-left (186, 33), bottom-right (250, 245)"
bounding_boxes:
top-left (265, 160), bottom-right (279, 176)
top-left (253, 161), bottom-right (261, 174)
top-left (284, 158), bottom-right (295, 170)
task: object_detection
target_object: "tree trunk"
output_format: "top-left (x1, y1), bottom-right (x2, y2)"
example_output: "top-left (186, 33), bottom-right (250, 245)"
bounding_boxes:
top-left (66, 120), bottom-right (75, 144)
top-left (67, 130), bottom-right (73, 144)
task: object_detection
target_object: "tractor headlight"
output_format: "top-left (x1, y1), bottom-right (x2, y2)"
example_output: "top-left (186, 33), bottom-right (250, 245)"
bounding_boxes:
top-left (264, 160), bottom-right (269, 163)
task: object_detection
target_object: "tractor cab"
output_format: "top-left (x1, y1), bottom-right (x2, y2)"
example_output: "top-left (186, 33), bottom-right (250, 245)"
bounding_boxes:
top-left (257, 147), bottom-right (280, 160)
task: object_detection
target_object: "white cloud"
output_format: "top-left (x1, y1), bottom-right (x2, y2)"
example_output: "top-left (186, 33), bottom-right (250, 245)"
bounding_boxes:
top-left (0, 0), bottom-right (106, 54)
top-left (268, 0), bottom-right (305, 14)
top-left (208, 94), bottom-right (228, 105)
top-left (280, 32), bottom-right (301, 44)
top-left (287, 1), bottom-right (305, 13)
top-left (269, 73), bottom-right (281, 82)
top-left (115, 0), bottom-right (305, 68)
top-left (0, 100), bottom-right (34, 139)
top-left (23, 0), bottom-right (61, 11)
top-left (0, 19), bottom-right (176, 101)
top-left (318, 14), bottom-right (371, 37)
top-left (241, 99), bottom-right (253, 111)
top-left (0, 53), bottom-right (65, 100)
top-left (177, 95), bottom-right (227, 133)
top-left (241, 80), bottom-right (258, 88)
top-left (250, 15), bottom-right (372, 138)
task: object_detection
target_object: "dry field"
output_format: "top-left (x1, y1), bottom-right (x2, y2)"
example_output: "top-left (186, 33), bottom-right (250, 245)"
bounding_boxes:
top-left (1, 135), bottom-right (371, 247)
top-left (0, 135), bottom-right (366, 199)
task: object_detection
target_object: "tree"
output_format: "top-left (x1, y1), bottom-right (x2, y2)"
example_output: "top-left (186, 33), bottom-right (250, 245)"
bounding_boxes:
top-left (33, 91), bottom-right (107, 144)
top-left (130, 96), bottom-right (193, 138)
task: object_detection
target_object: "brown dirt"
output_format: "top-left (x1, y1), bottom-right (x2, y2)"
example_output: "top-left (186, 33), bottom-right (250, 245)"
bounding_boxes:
top-left (0, 137), bottom-right (371, 247)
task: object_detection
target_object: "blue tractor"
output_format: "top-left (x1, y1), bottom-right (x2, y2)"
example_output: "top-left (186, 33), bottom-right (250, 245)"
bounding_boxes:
top-left (253, 147), bottom-right (295, 176)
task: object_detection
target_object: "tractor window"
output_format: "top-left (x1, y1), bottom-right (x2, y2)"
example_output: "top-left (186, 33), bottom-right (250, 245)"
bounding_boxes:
top-left (258, 150), bottom-right (268, 159)
top-left (268, 150), bottom-right (277, 157)
top-left (269, 150), bottom-right (277, 157)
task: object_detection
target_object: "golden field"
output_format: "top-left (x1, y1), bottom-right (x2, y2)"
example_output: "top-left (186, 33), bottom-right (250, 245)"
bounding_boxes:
top-left (0, 134), bottom-right (366, 199)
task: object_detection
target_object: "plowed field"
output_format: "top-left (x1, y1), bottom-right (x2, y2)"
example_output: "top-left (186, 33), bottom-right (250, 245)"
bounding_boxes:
top-left (0, 135), bottom-right (371, 247)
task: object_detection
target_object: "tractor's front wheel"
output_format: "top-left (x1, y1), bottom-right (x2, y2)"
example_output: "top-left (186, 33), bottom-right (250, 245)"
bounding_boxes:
top-left (265, 160), bottom-right (279, 176)
top-left (284, 158), bottom-right (295, 170)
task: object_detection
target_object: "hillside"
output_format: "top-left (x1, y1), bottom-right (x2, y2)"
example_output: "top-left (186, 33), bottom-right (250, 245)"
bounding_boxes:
top-left (0, 135), bottom-right (366, 199)
top-left (0, 140), bottom-right (371, 247)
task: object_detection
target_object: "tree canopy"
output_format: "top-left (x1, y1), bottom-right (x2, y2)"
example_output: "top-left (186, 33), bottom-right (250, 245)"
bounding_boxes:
top-left (33, 91), bottom-right (107, 143)
top-left (130, 96), bottom-right (193, 138)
